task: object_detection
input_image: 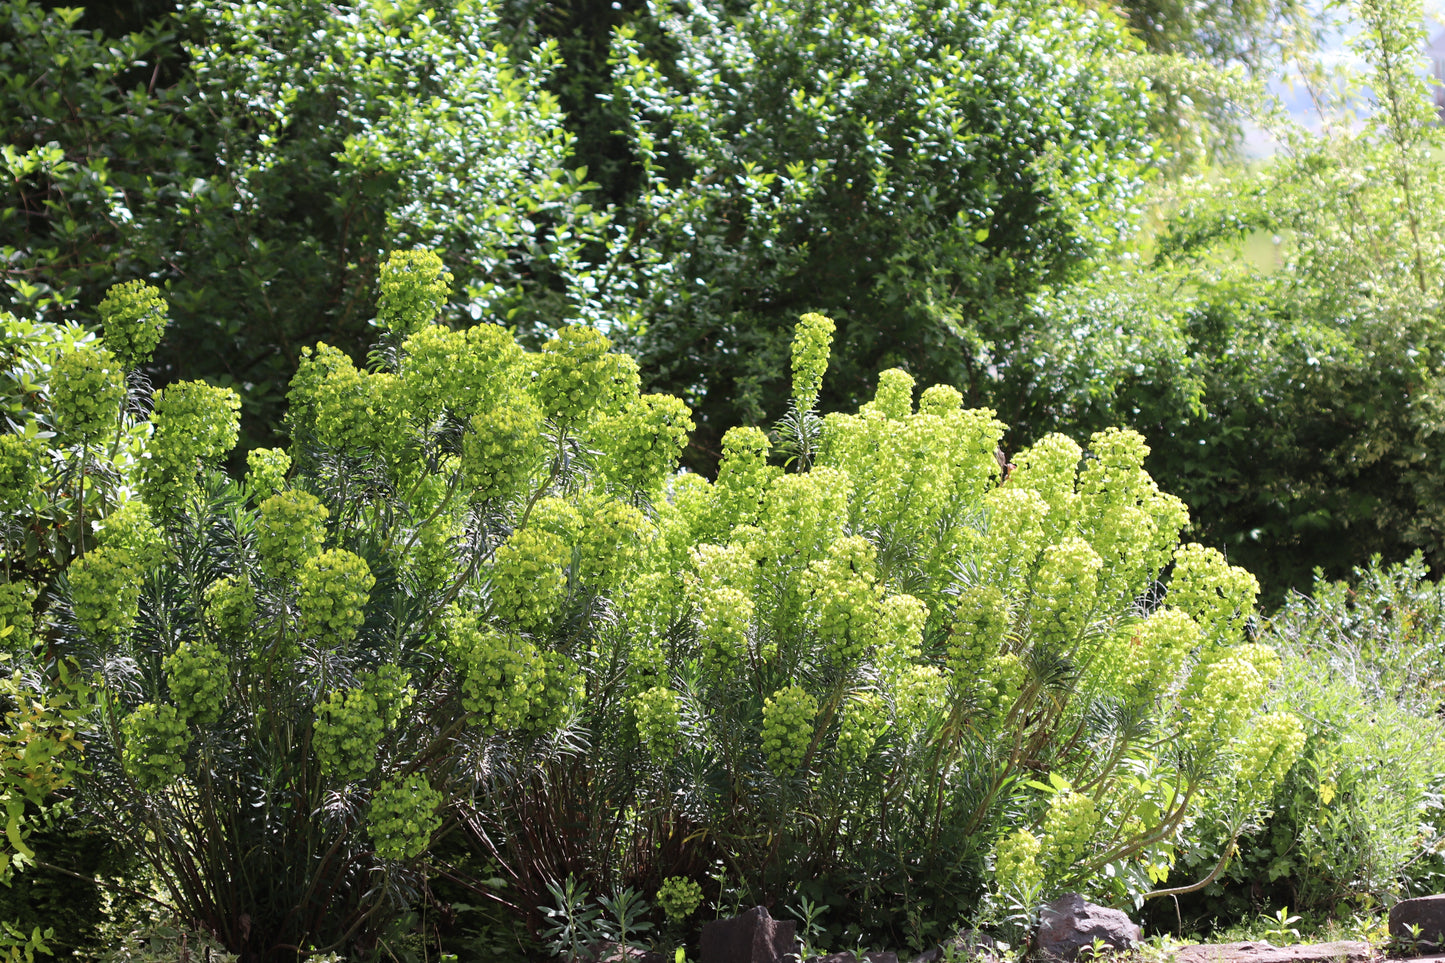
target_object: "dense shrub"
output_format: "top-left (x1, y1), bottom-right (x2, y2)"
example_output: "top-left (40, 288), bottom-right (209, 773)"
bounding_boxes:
top-left (0, 254), bottom-right (1305, 957)
top-left (611, 0), bottom-right (1158, 468)
top-left (2, 0), bottom-right (1174, 468)
top-left (1161, 555), bottom-right (1445, 927)
top-left (1012, 0), bottom-right (1445, 598)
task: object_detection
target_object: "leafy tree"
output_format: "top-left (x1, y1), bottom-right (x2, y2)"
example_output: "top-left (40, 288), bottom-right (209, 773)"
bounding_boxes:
top-left (606, 0), bottom-right (1158, 470)
top-left (1005, 0), bottom-right (1445, 598)
top-left (1106, 0), bottom-right (1311, 162)
top-left (1, 1), bottom-right (199, 321)
top-left (1, 0), bottom-right (606, 452)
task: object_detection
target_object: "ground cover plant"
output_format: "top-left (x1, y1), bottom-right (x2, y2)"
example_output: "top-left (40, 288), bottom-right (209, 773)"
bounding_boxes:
top-left (0, 254), bottom-right (1315, 959)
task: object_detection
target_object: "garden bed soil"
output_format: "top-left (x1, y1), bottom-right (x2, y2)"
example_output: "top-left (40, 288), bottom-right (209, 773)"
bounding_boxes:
top-left (1162, 942), bottom-right (1376, 963)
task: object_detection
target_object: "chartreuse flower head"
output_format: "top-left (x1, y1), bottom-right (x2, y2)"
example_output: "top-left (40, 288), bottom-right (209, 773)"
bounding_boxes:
top-left (312, 666), bottom-right (413, 781)
top-left (142, 380), bottom-right (242, 514)
top-left (0, 581), bottom-right (39, 650)
top-left (122, 702), bottom-right (189, 791)
top-left (575, 491), bottom-right (648, 590)
top-left (1011, 433), bottom-right (1082, 540)
top-left (366, 664), bottom-right (415, 728)
top-left (865, 368), bottom-right (915, 421)
top-left (533, 325), bottom-right (639, 424)
top-left (1041, 788), bottom-right (1098, 869)
top-left (894, 664), bottom-right (948, 732)
top-left (98, 279), bottom-right (167, 370)
top-left (976, 486), bottom-right (1049, 594)
top-left (245, 448), bottom-right (290, 503)
top-left (489, 526), bottom-right (569, 630)
top-left (164, 638), bottom-right (229, 726)
top-left (96, 498), bottom-right (167, 572)
top-left (297, 549), bottom-right (375, 644)
top-left (1180, 648), bottom-right (1269, 747)
top-left (918, 383), bottom-right (963, 416)
top-left (1236, 710), bottom-right (1305, 797)
top-left (594, 393), bottom-right (694, 494)
top-left (51, 344), bottom-right (126, 443)
top-left (761, 468), bottom-right (850, 565)
top-left (315, 687), bottom-right (385, 781)
top-left (803, 535), bottom-right (881, 665)
top-left (993, 828), bottom-right (1044, 897)
top-left (657, 877), bottom-right (704, 923)
top-left (0, 434), bottom-right (42, 508)
top-left (286, 342), bottom-right (353, 439)
top-left (631, 685), bottom-right (681, 764)
top-left (204, 576), bottom-right (257, 640)
top-left (462, 390), bottom-right (543, 502)
top-left (835, 691), bottom-right (888, 763)
top-left (976, 652), bottom-right (1025, 723)
top-left (377, 249), bottom-right (453, 339)
top-left (312, 360), bottom-right (403, 454)
top-left (714, 426), bottom-right (779, 526)
top-left (791, 313), bottom-right (835, 412)
top-left (256, 490), bottom-right (328, 581)
top-left (525, 651), bottom-right (584, 733)
top-left (1097, 605), bottom-right (1200, 697)
top-left (1170, 543), bottom-right (1260, 647)
top-left (949, 584), bottom-right (1009, 672)
top-left (69, 546), bottom-right (141, 641)
top-left (367, 773), bottom-right (443, 861)
top-left (1028, 536), bottom-right (1103, 649)
top-left (696, 585), bottom-right (752, 672)
top-left (447, 609), bottom-right (542, 733)
top-left (761, 684), bottom-right (818, 776)
top-left (401, 323), bottom-right (526, 422)
top-left (876, 593), bottom-right (928, 664)
top-left (406, 516), bottom-right (461, 594)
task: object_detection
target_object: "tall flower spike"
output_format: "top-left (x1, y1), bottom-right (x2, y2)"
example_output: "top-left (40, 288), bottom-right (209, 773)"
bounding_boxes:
top-left (791, 313), bottom-right (835, 412)
top-left (376, 250), bottom-right (453, 339)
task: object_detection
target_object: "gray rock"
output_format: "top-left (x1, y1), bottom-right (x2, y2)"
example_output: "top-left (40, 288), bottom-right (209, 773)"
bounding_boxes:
top-left (1167, 941), bottom-right (1373, 963)
top-left (803, 953), bottom-right (899, 963)
top-left (1393, 896), bottom-right (1445, 952)
top-left (1035, 893), bottom-right (1141, 961)
top-left (701, 906), bottom-right (799, 963)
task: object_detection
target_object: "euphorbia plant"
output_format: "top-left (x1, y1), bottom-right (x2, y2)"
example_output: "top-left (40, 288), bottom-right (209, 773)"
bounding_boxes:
top-left (0, 251), bottom-right (1300, 958)
top-left (1, 251), bottom-right (692, 958)
top-left (595, 313), bottom-right (1304, 943)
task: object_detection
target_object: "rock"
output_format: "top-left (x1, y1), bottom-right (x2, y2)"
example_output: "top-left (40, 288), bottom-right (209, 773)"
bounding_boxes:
top-left (1393, 896), bottom-right (1445, 952)
top-left (803, 953), bottom-right (899, 963)
top-left (910, 929), bottom-right (1003, 963)
top-left (1035, 893), bottom-right (1141, 961)
top-left (1168, 941), bottom-right (1373, 963)
top-left (701, 905), bottom-right (799, 963)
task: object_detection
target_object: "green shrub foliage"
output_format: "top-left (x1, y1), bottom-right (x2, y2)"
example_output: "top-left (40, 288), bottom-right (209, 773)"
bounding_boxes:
top-left (612, 0), bottom-right (1157, 467)
top-left (1164, 554), bottom-right (1445, 926)
top-left (0, 259), bottom-right (1301, 955)
top-left (1013, 0), bottom-right (1445, 599)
